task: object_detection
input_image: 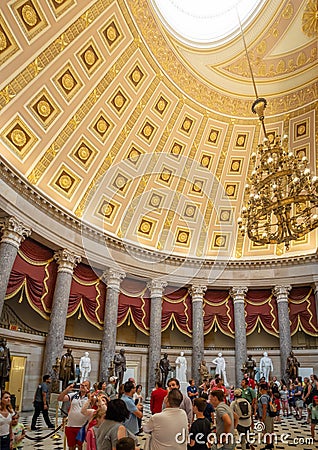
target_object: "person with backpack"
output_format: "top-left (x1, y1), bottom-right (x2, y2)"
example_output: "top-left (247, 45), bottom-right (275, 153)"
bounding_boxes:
top-left (241, 379), bottom-right (256, 416)
top-left (257, 383), bottom-right (275, 450)
top-left (230, 388), bottom-right (255, 450)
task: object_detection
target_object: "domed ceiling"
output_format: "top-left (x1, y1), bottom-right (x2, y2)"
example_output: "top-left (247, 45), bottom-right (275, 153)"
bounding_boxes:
top-left (0, 0), bottom-right (317, 262)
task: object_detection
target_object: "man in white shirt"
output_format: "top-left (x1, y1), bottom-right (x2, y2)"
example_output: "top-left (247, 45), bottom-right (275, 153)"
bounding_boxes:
top-left (167, 377), bottom-right (193, 427)
top-left (144, 388), bottom-right (188, 449)
top-left (57, 380), bottom-right (90, 450)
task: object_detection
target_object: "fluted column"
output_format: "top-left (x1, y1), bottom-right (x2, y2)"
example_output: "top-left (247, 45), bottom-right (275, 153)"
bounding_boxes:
top-left (273, 285), bottom-right (292, 379)
top-left (0, 217), bottom-right (31, 317)
top-left (100, 269), bottom-right (126, 381)
top-left (189, 285), bottom-right (207, 385)
top-left (230, 286), bottom-right (248, 386)
top-left (43, 249), bottom-right (81, 374)
top-left (147, 280), bottom-right (167, 396)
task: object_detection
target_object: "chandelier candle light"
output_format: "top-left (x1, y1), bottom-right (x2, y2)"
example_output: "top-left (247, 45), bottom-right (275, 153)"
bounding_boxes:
top-left (237, 21), bottom-right (318, 250)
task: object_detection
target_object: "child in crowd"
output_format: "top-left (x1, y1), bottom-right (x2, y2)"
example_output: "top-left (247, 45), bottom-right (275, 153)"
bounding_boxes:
top-left (279, 385), bottom-right (289, 416)
top-left (308, 395), bottom-right (318, 442)
top-left (116, 436), bottom-right (136, 450)
top-left (11, 413), bottom-right (26, 449)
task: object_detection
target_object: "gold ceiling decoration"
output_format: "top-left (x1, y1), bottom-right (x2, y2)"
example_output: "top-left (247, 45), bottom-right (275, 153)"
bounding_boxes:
top-left (302, 0), bottom-right (318, 37)
top-left (0, 0), bottom-right (317, 261)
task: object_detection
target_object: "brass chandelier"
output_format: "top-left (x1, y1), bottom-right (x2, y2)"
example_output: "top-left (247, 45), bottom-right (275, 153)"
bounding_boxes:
top-left (237, 23), bottom-right (318, 250)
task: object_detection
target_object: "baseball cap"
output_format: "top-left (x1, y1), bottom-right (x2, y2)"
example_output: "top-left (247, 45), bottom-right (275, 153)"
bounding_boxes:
top-left (313, 395), bottom-right (318, 401)
top-left (234, 388), bottom-right (242, 397)
top-left (109, 376), bottom-right (117, 382)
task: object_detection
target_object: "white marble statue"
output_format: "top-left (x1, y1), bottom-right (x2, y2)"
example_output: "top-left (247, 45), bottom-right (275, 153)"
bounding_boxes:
top-left (175, 351), bottom-right (187, 383)
top-left (79, 351), bottom-right (91, 382)
top-left (259, 352), bottom-right (273, 382)
top-left (212, 352), bottom-right (228, 386)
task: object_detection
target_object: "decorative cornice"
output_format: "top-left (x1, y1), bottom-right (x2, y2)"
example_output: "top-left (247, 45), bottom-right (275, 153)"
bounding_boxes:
top-left (1, 160), bottom-right (318, 274)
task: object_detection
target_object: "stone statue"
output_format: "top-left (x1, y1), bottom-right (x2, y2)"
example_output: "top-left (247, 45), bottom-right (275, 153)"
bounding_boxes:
top-left (59, 348), bottom-right (76, 390)
top-left (79, 352), bottom-right (91, 382)
top-left (51, 357), bottom-right (61, 393)
top-left (175, 351), bottom-right (187, 383)
top-left (0, 338), bottom-right (11, 389)
top-left (159, 353), bottom-right (171, 387)
top-left (114, 348), bottom-right (126, 386)
top-left (286, 351), bottom-right (300, 381)
top-left (243, 355), bottom-right (257, 379)
top-left (199, 360), bottom-right (209, 383)
top-left (212, 352), bottom-right (228, 386)
top-left (259, 352), bottom-right (273, 382)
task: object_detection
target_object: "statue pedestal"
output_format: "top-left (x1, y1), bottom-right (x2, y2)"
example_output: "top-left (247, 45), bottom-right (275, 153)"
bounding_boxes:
top-left (179, 381), bottom-right (188, 397)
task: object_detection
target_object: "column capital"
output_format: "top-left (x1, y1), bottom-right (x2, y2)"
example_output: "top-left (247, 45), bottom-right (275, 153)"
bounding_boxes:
top-left (273, 285), bottom-right (291, 303)
top-left (0, 216), bottom-right (31, 249)
top-left (189, 285), bottom-right (207, 302)
top-left (147, 280), bottom-right (167, 298)
top-left (102, 268), bottom-right (126, 290)
top-left (54, 249), bottom-right (81, 274)
top-left (230, 286), bottom-right (248, 304)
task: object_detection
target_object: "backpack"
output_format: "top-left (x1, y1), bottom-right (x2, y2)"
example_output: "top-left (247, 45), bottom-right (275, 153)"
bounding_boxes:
top-left (263, 394), bottom-right (277, 417)
top-left (237, 399), bottom-right (250, 419)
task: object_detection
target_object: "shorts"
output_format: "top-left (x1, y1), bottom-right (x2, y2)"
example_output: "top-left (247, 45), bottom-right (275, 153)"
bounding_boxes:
top-left (311, 418), bottom-right (318, 425)
top-left (65, 426), bottom-right (81, 447)
top-left (295, 399), bottom-right (304, 408)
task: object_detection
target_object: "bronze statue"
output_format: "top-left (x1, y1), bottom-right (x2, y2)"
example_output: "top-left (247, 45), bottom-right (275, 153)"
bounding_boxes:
top-left (51, 357), bottom-right (61, 393)
top-left (114, 348), bottom-right (126, 386)
top-left (286, 351), bottom-right (300, 381)
top-left (159, 353), bottom-right (171, 387)
top-left (199, 360), bottom-right (209, 383)
top-left (59, 348), bottom-right (75, 389)
top-left (0, 338), bottom-right (11, 389)
top-left (243, 355), bottom-right (257, 379)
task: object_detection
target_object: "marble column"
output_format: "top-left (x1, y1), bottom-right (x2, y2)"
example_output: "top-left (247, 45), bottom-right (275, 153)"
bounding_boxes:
top-left (43, 249), bottom-right (81, 374)
top-left (230, 286), bottom-right (248, 387)
top-left (189, 285), bottom-right (207, 385)
top-left (0, 216), bottom-right (31, 317)
top-left (147, 280), bottom-right (167, 396)
top-left (100, 269), bottom-right (126, 381)
top-left (273, 285), bottom-right (292, 379)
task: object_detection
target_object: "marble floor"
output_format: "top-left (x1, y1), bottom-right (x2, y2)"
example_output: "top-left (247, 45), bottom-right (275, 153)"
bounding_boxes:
top-left (20, 405), bottom-right (318, 450)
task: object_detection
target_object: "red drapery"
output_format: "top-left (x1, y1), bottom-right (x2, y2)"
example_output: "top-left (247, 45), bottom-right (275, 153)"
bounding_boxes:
top-left (289, 286), bottom-right (318, 336)
top-left (162, 287), bottom-right (192, 336)
top-left (204, 290), bottom-right (234, 337)
top-left (5, 239), bottom-right (56, 318)
top-left (118, 279), bottom-right (149, 333)
top-left (245, 289), bottom-right (279, 336)
top-left (4, 238), bottom-right (318, 337)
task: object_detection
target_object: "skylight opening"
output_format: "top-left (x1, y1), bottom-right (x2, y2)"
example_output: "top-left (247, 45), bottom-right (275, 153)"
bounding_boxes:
top-left (151, 0), bottom-right (264, 47)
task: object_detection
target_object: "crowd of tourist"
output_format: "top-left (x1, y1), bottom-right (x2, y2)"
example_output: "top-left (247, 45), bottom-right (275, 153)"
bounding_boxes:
top-left (1, 371), bottom-right (318, 449)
